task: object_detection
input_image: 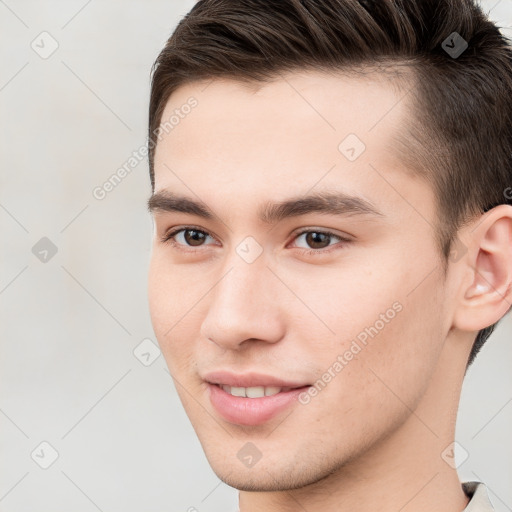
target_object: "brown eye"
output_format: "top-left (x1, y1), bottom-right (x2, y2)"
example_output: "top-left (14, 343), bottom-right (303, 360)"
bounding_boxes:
top-left (291, 229), bottom-right (351, 255)
top-left (183, 229), bottom-right (207, 246)
top-left (304, 231), bottom-right (331, 249)
top-left (161, 227), bottom-right (215, 248)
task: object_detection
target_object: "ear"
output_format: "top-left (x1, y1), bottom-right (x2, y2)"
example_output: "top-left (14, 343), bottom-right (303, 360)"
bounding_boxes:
top-left (452, 204), bottom-right (512, 332)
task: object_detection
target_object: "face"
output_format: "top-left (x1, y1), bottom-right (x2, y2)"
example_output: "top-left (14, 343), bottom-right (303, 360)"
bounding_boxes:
top-left (148, 70), bottom-right (452, 491)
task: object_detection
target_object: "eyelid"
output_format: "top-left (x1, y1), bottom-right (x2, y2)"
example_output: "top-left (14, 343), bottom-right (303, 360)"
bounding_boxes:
top-left (290, 227), bottom-right (352, 241)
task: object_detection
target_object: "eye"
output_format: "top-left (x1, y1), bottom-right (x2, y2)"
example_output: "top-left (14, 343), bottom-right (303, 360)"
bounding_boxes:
top-left (160, 227), bottom-right (217, 250)
top-left (290, 229), bottom-right (350, 255)
top-left (160, 226), bottom-right (351, 255)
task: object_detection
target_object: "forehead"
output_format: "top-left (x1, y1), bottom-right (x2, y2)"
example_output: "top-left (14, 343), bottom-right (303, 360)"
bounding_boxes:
top-left (159, 70), bottom-right (409, 144)
top-left (152, 70), bottom-right (432, 223)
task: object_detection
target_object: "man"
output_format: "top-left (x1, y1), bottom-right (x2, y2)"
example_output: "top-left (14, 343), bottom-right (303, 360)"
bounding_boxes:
top-left (146, 1), bottom-right (512, 510)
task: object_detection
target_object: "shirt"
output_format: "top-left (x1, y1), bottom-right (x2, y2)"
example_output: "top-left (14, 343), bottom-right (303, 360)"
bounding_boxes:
top-left (462, 482), bottom-right (495, 511)
top-left (234, 481), bottom-right (494, 511)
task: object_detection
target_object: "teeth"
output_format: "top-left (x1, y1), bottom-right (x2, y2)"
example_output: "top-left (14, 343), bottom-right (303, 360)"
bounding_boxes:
top-left (265, 386), bottom-right (282, 396)
top-left (220, 385), bottom-right (287, 397)
top-left (230, 386), bottom-right (247, 397)
top-left (246, 386), bottom-right (265, 398)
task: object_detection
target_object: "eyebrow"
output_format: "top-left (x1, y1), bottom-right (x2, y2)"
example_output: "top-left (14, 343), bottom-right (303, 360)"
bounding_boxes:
top-left (147, 190), bottom-right (384, 224)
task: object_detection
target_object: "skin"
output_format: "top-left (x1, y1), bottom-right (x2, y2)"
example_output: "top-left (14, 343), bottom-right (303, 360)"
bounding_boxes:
top-left (147, 70), bottom-right (512, 512)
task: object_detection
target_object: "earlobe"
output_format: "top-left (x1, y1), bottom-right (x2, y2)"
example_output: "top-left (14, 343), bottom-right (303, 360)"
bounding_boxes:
top-left (453, 205), bottom-right (512, 332)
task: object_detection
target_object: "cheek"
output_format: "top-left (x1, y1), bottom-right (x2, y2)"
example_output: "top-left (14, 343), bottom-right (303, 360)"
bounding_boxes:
top-left (147, 256), bottom-right (183, 353)
top-left (335, 271), bottom-right (446, 415)
top-left (293, 281), bottom-right (446, 450)
top-left (147, 256), bottom-right (169, 335)
top-left (286, 253), bottom-right (446, 400)
top-left (147, 252), bottom-right (194, 329)
top-left (274, 259), bottom-right (403, 354)
top-left (147, 254), bottom-right (207, 370)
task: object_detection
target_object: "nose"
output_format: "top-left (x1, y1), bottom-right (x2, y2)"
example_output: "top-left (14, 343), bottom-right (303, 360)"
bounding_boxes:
top-left (199, 253), bottom-right (286, 350)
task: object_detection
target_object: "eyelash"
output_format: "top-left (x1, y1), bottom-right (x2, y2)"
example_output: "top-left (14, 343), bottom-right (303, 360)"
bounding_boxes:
top-left (160, 226), bottom-right (351, 256)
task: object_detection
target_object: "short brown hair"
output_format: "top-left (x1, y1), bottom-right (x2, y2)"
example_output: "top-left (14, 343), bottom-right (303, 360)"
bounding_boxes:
top-left (148, 0), bottom-right (512, 367)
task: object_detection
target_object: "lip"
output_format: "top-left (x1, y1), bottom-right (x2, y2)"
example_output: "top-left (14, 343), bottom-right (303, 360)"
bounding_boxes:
top-left (202, 370), bottom-right (310, 388)
top-left (207, 382), bottom-right (311, 426)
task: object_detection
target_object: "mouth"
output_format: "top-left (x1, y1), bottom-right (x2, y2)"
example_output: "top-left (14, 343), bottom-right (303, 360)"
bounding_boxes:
top-left (206, 382), bottom-right (312, 426)
top-left (210, 383), bottom-right (306, 398)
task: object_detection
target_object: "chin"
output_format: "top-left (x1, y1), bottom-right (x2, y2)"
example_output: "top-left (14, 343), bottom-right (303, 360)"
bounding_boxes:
top-left (202, 445), bottom-right (349, 492)
top-left (211, 466), bottom-right (317, 492)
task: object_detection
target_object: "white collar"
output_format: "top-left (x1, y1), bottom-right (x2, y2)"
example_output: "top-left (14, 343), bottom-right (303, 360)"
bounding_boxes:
top-left (462, 482), bottom-right (495, 512)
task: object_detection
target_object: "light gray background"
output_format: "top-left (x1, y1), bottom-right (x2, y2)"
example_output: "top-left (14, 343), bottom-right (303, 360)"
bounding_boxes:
top-left (1, 1), bottom-right (511, 511)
